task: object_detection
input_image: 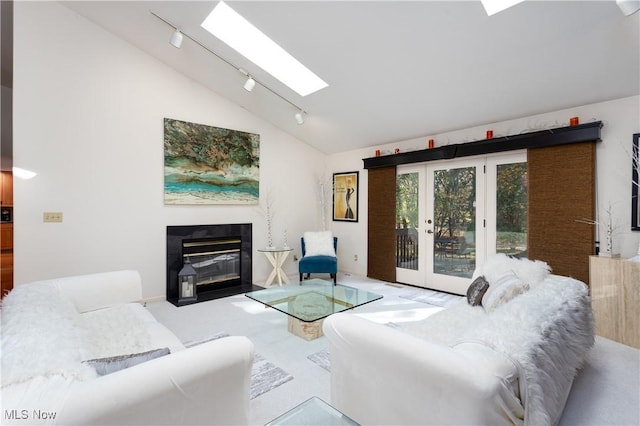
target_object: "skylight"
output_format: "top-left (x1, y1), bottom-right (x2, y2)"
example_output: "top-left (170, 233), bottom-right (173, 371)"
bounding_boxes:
top-left (201, 1), bottom-right (328, 97)
top-left (481, 0), bottom-right (525, 16)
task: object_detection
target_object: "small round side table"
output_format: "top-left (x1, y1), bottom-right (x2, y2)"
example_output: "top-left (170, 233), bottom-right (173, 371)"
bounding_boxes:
top-left (258, 247), bottom-right (294, 287)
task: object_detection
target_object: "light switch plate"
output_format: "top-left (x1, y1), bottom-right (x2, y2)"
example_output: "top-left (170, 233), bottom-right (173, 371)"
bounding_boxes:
top-left (43, 212), bottom-right (63, 223)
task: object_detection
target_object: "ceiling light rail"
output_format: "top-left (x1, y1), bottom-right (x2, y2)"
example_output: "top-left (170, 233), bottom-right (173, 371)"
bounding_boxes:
top-left (149, 10), bottom-right (307, 124)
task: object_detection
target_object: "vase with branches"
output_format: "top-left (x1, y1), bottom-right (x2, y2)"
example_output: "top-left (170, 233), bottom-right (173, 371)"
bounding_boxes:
top-left (317, 175), bottom-right (333, 231)
top-left (577, 203), bottom-right (620, 257)
top-left (255, 191), bottom-right (275, 248)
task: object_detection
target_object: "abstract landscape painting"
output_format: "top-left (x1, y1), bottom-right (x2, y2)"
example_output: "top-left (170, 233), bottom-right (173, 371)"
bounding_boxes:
top-left (164, 118), bottom-right (260, 205)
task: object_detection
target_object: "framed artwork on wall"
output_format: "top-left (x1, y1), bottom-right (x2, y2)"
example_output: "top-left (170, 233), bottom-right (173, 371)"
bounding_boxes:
top-left (632, 133), bottom-right (639, 231)
top-left (333, 171), bottom-right (359, 222)
top-left (163, 118), bottom-right (260, 205)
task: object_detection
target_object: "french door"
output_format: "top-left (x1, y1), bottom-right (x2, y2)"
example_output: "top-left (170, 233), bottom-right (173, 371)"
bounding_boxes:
top-left (396, 152), bottom-right (527, 294)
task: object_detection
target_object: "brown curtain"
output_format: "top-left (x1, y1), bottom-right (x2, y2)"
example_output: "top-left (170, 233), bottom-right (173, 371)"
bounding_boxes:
top-left (527, 142), bottom-right (596, 285)
top-left (367, 166), bottom-right (397, 282)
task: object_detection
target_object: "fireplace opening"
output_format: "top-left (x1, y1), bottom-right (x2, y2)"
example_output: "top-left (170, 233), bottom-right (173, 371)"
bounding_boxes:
top-left (183, 238), bottom-right (241, 287)
top-left (167, 224), bottom-right (256, 306)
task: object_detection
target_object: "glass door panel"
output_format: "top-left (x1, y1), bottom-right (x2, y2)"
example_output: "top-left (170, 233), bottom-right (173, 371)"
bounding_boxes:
top-left (396, 172), bottom-right (419, 270)
top-left (496, 162), bottom-right (528, 256)
top-left (486, 153), bottom-right (528, 258)
top-left (426, 160), bottom-right (484, 294)
top-left (433, 167), bottom-right (476, 277)
top-left (396, 167), bottom-right (425, 286)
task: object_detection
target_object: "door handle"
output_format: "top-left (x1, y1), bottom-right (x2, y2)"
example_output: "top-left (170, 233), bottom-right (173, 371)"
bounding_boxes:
top-left (427, 229), bottom-right (434, 234)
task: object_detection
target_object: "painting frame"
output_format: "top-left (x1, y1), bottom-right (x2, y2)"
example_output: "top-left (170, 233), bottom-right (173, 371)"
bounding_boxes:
top-left (163, 118), bottom-right (260, 205)
top-left (632, 133), bottom-right (640, 231)
top-left (333, 171), bottom-right (359, 222)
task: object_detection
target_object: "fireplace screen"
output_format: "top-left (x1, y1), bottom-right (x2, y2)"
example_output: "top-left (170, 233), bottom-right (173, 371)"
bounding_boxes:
top-left (167, 223), bottom-right (252, 306)
top-left (183, 239), bottom-right (241, 286)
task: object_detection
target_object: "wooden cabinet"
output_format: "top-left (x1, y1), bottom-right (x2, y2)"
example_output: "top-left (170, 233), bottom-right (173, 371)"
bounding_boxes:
top-left (0, 171), bottom-right (12, 296)
top-left (0, 224), bottom-right (12, 250)
top-left (589, 256), bottom-right (640, 348)
top-left (0, 223), bottom-right (12, 297)
top-left (1, 171), bottom-right (12, 205)
top-left (1, 250), bottom-right (12, 297)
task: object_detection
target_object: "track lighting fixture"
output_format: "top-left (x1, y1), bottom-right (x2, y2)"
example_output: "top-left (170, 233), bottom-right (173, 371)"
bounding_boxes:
top-left (151, 11), bottom-right (308, 126)
top-left (170, 29), bottom-right (183, 48)
top-left (244, 76), bottom-right (256, 92)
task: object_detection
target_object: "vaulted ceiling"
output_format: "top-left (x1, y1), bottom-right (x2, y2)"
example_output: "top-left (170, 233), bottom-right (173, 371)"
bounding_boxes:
top-left (62, 1), bottom-right (639, 154)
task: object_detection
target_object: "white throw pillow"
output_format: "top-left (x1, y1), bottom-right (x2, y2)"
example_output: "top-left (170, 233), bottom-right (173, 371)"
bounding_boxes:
top-left (482, 270), bottom-right (530, 311)
top-left (513, 257), bottom-right (552, 286)
top-left (303, 231), bottom-right (336, 257)
top-left (472, 253), bottom-right (551, 286)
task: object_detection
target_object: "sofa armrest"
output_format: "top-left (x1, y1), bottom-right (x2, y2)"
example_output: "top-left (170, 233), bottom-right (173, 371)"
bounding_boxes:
top-left (56, 336), bottom-right (254, 425)
top-left (38, 270), bottom-right (142, 313)
top-left (323, 313), bottom-right (524, 425)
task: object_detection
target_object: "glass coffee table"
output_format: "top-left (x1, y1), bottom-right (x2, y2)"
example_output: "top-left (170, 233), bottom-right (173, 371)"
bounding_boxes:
top-left (265, 396), bottom-right (359, 425)
top-left (245, 279), bottom-right (382, 340)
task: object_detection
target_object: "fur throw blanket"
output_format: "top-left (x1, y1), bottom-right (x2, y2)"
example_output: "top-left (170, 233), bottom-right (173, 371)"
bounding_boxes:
top-left (399, 275), bottom-right (594, 425)
top-left (1, 283), bottom-right (97, 386)
top-left (1, 283), bottom-right (155, 387)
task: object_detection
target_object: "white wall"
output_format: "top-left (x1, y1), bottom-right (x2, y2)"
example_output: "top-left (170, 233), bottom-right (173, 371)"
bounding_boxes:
top-left (329, 95), bottom-right (640, 277)
top-left (13, 2), bottom-right (326, 298)
top-left (13, 2), bottom-right (640, 293)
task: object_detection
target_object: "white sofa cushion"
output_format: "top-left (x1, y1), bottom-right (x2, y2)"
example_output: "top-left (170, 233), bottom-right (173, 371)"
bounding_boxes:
top-left (82, 304), bottom-right (154, 359)
top-left (81, 303), bottom-right (184, 359)
top-left (303, 231), bottom-right (336, 257)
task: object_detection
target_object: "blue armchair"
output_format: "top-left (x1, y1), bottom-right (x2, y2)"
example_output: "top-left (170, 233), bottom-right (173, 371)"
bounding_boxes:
top-left (299, 236), bottom-right (338, 284)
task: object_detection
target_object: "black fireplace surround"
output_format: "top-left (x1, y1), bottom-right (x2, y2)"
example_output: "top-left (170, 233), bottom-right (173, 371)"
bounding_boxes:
top-left (167, 223), bottom-right (256, 306)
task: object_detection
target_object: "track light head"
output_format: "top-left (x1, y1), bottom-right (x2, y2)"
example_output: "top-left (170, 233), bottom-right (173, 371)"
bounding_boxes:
top-left (170, 29), bottom-right (183, 48)
top-left (244, 76), bottom-right (256, 92)
top-left (295, 111), bottom-right (305, 125)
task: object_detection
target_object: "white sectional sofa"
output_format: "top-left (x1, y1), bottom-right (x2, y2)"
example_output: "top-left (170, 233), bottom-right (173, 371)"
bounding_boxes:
top-left (323, 255), bottom-right (595, 426)
top-left (1, 270), bottom-right (254, 425)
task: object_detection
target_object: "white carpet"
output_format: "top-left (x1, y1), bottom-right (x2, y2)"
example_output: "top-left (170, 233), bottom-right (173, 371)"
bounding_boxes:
top-left (146, 274), bottom-right (640, 426)
top-left (398, 288), bottom-right (464, 307)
